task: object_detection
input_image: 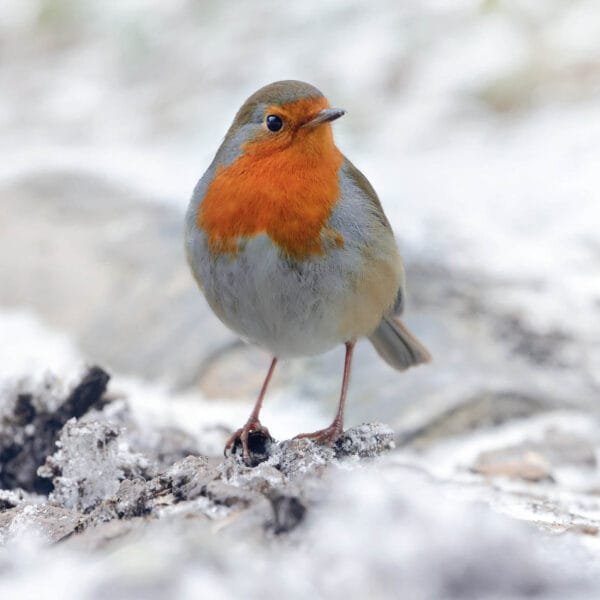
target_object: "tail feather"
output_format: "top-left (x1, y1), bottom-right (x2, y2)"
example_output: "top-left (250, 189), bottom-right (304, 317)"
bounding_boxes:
top-left (369, 316), bottom-right (431, 371)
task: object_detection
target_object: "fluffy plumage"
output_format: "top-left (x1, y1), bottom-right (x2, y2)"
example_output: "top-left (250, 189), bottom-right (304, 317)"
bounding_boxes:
top-left (186, 81), bottom-right (429, 365)
top-left (185, 80), bottom-right (430, 459)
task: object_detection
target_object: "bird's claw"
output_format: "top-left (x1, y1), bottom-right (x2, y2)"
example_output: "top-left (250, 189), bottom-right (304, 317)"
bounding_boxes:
top-left (293, 423), bottom-right (343, 446)
top-left (224, 421), bottom-right (272, 464)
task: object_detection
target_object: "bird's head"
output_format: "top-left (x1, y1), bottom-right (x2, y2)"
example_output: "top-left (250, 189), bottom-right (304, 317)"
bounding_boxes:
top-left (217, 80), bottom-right (345, 164)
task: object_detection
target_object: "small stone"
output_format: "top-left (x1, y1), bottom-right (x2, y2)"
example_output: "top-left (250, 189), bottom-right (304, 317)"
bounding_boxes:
top-left (149, 455), bottom-right (215, 502)
top-left (274, 438), bottom-right (335, 478)
top-left (473, 450), bottom-right (553, 482)
top-left (335, 423), bottom-right (396, 458)
top-left (0, 504), bottom-right (81, 545)
top-left (203, 481), bottom-right (260, 508)
top-left (267, 492), bottom-right (307, 534)
top-left (94, 479), bottom-right (151, 522)
top-left (567, 524), bottom-right (599, 536)
top-left (400, 392), bottom-right (552, 449)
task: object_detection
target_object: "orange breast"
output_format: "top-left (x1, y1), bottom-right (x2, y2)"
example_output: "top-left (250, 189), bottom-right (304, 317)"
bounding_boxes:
top-left (198, 124), bottom-right (344, 260)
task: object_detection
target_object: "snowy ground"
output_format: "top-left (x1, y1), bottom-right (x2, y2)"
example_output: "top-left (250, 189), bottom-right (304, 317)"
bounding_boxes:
top-left (1, 1), bottom-right (600, 598)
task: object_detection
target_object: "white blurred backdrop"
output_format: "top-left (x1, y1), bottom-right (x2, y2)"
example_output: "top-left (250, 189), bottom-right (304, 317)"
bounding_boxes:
top-left (1, 0), bottom-right (599, 431)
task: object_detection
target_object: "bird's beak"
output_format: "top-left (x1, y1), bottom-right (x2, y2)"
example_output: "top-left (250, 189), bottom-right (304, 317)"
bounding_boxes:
top-left (302, 107), bottom-right (346, 128)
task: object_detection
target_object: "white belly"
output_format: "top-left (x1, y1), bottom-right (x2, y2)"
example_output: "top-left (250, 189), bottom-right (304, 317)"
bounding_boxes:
top-left (187, 233), bottom-right (357, 357)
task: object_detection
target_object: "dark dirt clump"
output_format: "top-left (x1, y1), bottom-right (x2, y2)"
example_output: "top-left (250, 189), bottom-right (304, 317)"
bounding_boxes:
top-left (0, 366), bottom-right (110, 493)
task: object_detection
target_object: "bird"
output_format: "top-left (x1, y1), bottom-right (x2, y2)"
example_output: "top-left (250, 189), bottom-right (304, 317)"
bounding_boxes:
top-left (185, 80), bottom-right (430, 462)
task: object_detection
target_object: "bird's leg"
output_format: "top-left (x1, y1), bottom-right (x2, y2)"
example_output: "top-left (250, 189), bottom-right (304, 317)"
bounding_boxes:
top-left (294, 341), bottom-right (355, 445)
top-left (224, 357), bottom-right (277, 461)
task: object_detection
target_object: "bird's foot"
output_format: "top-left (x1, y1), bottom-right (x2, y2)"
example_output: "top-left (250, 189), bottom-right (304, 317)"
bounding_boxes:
top-left (293, 422), bottom-right (343, 446)
top-left (224, 420), bottom-right (272, 466)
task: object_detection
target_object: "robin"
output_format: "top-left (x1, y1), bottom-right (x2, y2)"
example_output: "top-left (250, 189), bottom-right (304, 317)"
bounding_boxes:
top-left (185, 80), bottom-right (430, 462)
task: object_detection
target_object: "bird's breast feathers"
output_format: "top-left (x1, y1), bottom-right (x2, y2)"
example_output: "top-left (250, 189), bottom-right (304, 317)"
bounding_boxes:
top-left (197, 137), bottom-right (345, 260)
top-left (185, 156), bottom-right (402, 355)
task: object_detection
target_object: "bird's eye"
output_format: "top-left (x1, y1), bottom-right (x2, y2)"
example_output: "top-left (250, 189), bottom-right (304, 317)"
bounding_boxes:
top-left (266, 114), bottom-right (283, 132)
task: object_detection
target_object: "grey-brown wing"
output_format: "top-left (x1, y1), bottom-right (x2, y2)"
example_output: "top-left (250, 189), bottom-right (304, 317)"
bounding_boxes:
top-left (343, 157), bottom-right (405, 316)
top-left (343, 157), bottom-right (393, 230)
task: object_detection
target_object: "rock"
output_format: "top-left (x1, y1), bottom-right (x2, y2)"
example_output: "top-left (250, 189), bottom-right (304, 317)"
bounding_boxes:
top-left (267, 492), bottom-right (307, 534)
top-left (335, 423), bottom-right (396, 458)
top-left (148, 455), bottom-right (216, 503)
top-left (528, 429), bottom-right (597, 468)
top-left (473, 450), bottom-right (554, 483)
top-left (225, 423), bottom-right (395, 470)
top-left (89, 479), bottom-right (151, 523)
top-left (58, 422), bottom-right (397, 540)
top-left (66, 517), bottom-right (147, 553)
top-left (472, 429), bottom-right (597, 483)
top-left (399, 391), bottom-right (552, 449)
top-left (272, 439), bottom-right (336, 479)
top-left (0, 366), bottom-right (110, 493)
top-left (0, 504), bottom-right (80, 545)
top-left (203, 480), bottom-right (262, 509)
top-left (0, 172), bottom-right (235, 389)
top-left (493, 314), bottom-right (574, 368)
top-left (225, 423), bottom-right (395, 481)
top-left (566, 524), bottom-right (600, 536)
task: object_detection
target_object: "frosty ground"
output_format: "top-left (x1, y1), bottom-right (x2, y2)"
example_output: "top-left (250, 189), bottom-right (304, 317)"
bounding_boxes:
top-left (2, 365), bottom-right (600, 599)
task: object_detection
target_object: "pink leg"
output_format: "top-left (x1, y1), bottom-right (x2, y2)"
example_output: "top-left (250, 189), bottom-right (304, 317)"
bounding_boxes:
top-left (225, 357), bottom-right (277, 461)
top-left (294, 341), bottom-right (355, 444)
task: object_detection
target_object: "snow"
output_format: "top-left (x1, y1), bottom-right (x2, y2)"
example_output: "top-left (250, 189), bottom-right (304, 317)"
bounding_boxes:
top-left (39, 419), bottom-right (147, 512)
top-left (0, 311), bottom-right (83, 382)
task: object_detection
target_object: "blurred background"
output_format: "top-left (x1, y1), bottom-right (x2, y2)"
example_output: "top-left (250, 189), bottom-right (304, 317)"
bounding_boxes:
top-left (1, 0), bottom-right (598, 433)
top-left (2, 0), bottom-right (600, 597)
